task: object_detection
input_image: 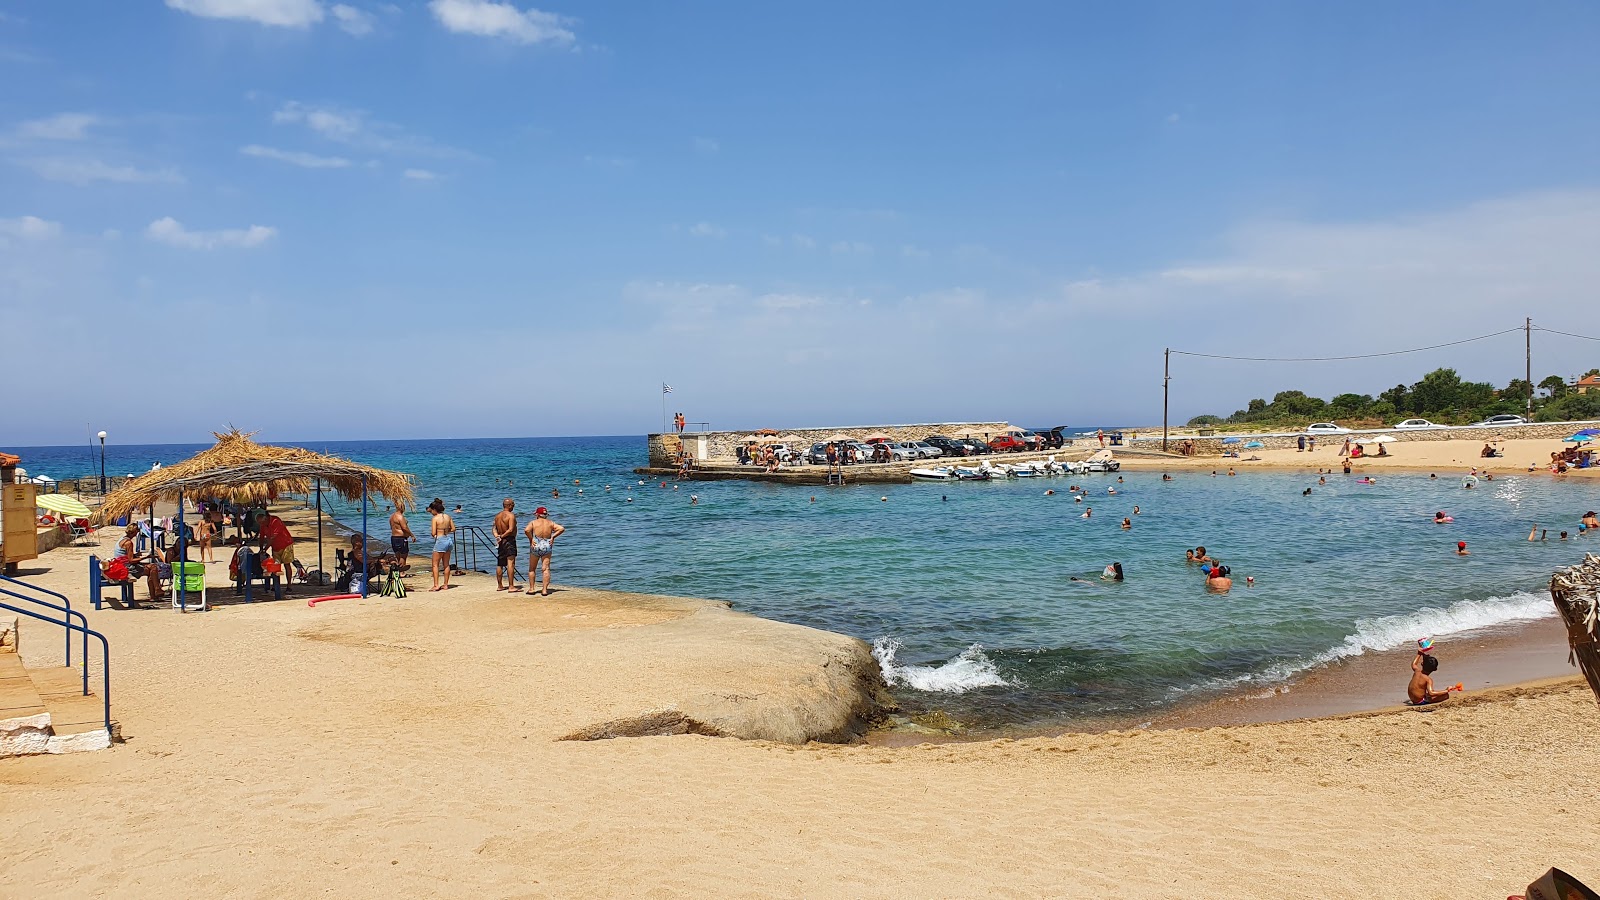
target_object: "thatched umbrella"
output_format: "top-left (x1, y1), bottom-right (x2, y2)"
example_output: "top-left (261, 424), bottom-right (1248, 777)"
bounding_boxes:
top-left (96, 430), bottom-right (415, 606)
top-left (1550, 554), bottom-right (1600, 706)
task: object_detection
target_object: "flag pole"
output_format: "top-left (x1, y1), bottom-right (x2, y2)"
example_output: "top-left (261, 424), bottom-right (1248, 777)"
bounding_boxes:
top-left (661, 383), bottom-right (666, 435)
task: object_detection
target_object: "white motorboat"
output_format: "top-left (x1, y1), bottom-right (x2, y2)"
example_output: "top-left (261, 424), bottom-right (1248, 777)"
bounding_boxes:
top-left (953, 466), bottom-right (991, 481)
top-left (909, 467), bottom-right (954, 481)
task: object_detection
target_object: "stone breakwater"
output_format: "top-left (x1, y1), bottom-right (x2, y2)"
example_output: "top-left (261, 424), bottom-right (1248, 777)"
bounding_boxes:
top-left (649, 422), bottom-right (1011, 466)
top-left (1127, 420), bottom-right (1600, 456)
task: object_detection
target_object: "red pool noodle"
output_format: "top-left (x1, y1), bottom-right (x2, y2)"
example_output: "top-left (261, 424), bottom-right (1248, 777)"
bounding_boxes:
top-left (306, 593), bottom-right (362, 607)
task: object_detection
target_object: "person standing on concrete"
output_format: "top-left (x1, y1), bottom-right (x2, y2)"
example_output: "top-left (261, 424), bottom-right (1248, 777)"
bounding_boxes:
top-left (493, 498), bottom-right (520, 592)
top-left (523, 506), bottom-right (566, 597)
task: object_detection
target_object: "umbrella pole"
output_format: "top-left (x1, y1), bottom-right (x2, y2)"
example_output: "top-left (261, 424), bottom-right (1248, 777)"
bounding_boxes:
top-left (177, 490), bottom-right (186, 613)
top-left (361, 475), bottom-right (369, 599)
top-left (315, 479), bottom-right (323, 587)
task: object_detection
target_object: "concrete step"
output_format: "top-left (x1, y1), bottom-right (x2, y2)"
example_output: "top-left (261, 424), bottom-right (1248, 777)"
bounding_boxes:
top-left (0, 659), bottom-right (115, 756)
top-left (0, 653), bottom-right (51, 756)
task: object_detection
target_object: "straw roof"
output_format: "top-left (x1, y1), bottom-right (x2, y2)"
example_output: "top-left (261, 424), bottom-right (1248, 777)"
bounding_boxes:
top-left (96, 429), bottom-right (415, 523)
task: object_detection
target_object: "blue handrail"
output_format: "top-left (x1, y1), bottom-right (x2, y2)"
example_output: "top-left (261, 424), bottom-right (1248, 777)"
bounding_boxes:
top-left (0, 574), bottom-right (86, 674)
top-left (0, 599), bottom-right (111, 738)
top-left (0, 582), bottom-right (90, 695)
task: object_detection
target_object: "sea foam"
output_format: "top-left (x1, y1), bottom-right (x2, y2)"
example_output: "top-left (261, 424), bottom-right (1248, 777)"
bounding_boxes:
top-left (872, 638), bottom-right (1012, 693)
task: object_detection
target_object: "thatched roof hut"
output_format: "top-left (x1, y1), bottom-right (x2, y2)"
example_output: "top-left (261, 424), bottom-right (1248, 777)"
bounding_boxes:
top-left (1550, 554), bottom-right (1600, 706)
top-left (96, 429), bottom-right (415, 523)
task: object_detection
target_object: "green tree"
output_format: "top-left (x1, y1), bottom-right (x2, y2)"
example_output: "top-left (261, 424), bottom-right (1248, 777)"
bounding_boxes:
top-left (1270, 390), bottom-right (1325, 417)
top-left (1539, 375), bottom-right (1569, 399)
top-left (1537, 392), bottom-right (1600, 422)
top-left (1247, 398), bottom-right (1267, 414)
top-left (1187, 414), bottom-right (1224, 426)
top-left (1378, 383), bottom-right (1410, 412)
top-left (1329, 393), bottom-right (1373, 414)
top-left (1410, 368), bottom-right (1464, 414)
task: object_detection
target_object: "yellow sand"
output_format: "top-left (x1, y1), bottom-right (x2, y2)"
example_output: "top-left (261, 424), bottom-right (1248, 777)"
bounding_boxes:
top-left (1121, 436), bottom-right (1597, 477)
top-left (2, 536), bottom-right (1597, 899)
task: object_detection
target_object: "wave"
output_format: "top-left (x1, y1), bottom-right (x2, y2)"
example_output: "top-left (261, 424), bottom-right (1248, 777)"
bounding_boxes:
top-left (1182, 591), bottom-right (1556, 698)
top-left (872, 638), bottom-right (1012, 693)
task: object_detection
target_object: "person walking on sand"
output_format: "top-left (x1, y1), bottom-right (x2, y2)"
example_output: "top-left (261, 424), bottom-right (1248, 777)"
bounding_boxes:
top-left (492, 498), bottom-right (520, 592)
top-left (523, 506), bottom-right (565, 597)
top-left (427, 498), bottom-right (455, 592)
top-left (389, 505), bottom-right (414, 571)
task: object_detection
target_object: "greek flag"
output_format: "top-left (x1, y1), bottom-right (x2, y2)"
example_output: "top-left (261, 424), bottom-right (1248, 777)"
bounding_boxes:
top-left (662, 383), bottom-right (674, 394)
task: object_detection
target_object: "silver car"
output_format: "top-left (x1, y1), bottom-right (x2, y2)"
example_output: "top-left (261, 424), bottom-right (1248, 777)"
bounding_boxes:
top-left (895, 441), bottom-right (940, 459)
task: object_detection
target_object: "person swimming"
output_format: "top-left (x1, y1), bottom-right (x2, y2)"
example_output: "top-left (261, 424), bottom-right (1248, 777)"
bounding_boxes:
top-left (1456, 541), bottom-right (1469, 555)
top-left (1120, 518), bottom-right (1131, 530)
top-left (1302, 487), bottom-right (1312, 496)
top-left (1435, 511), bottom-right (1453, 524)
top-left (1102, 562), bottom-right (1125, 581)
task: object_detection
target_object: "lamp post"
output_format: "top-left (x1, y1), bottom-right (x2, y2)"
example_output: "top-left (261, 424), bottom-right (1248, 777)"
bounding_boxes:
top-left (97, 431), bottom-right (107, 494)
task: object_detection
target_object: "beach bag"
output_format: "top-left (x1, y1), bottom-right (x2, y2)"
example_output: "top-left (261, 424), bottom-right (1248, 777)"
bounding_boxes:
top-left (105, 557), bottom-right (130, 582)
top-left (381, 569), bottom-right (407, 598)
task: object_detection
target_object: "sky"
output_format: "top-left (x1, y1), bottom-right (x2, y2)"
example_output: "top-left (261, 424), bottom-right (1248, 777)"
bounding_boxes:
top-left (4, 1), bottom-right (1600, 445)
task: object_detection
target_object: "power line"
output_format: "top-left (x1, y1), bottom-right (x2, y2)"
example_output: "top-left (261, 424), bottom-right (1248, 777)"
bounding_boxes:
top-left (1169, 326), bottom-right (1523, 363)
top-left (1534, 325), bottom-right (1600, 343)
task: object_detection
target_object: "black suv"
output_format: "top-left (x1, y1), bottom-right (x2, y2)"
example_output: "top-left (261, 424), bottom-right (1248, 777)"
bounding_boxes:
top-left (924, 435), bottom-right (969, 458)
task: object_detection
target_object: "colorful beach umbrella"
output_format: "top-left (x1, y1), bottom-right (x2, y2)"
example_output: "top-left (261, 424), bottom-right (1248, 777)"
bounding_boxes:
top-left (1221, 437), bottom-right (1241, 444)
top-left (36, 494), bottom-right (92, 519)
top-left (1367, 435), bottom-right (1396, 444)
top-left (1244, 441), bottom-right (1265, 449)
top-left (1564, 434), bottom-right (1594, 443)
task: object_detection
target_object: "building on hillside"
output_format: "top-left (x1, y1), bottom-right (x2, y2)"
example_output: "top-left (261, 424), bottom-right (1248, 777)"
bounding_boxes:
top-left (1574, 374), bottom-right (1600, 395)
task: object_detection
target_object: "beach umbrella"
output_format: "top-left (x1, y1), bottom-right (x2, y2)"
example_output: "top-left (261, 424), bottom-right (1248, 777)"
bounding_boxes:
top-left (863, 433), bottom-right (891, 442)
top-left (774, 434), bottom-right (805, 444)
top-left (36, 494), bottom-right (92, 519)
top-left (824, 433), bottom-right (853, 443)
top-left (1244, 441), bottom-right (1264, 449)
top-left (737, 434), bottom-right (761, 443)
top-left (1575, 428), bottom-right (1600, 436)
top-left (1367, 435), bottom-right (1396, 444)
top-left (1001, 425), bottom-right (1026, 433)
top-left (1221, 437), bottom-right (1241, 444)
top-left (1565, 434), bottom-right (1594, 443)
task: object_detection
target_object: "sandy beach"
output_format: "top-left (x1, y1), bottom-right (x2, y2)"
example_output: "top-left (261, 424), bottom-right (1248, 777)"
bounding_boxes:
top-left (3, 524), bottom-right (1597, 899)
top-left (1118, 436), bottom-right (1599, 477)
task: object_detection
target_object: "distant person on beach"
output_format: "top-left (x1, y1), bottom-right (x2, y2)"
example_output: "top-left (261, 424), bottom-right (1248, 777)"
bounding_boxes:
top-left (1308, 436), bottom-right (1316, 452)
top-left (1297, 435), bottom-right (1306, 452)
top-left (390, 506), bottom-right (414, 571)
top-left (524, 506), bottom-right (565, 597)
top-left (1340, 437), bottom-right (1351, 457)
top-left (107, 522), bottom-right (161, 606)
top-left (1408, 649), bottom-right (1455, 705)
top-left (428, 499), bottom-right (455, 592)
top-left (493, 498), bottom-right (520, 592)
top-left (194, 515), bottom-right (215, 563)
top-left (255, 510), bottom-right (296, 598)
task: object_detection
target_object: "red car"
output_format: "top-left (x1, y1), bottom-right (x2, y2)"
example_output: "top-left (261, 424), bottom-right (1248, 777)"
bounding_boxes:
top-left (989, 435), bottom-right (1028, 452)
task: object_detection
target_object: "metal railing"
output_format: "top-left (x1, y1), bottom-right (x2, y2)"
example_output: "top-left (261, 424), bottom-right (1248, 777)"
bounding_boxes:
top-left (450, 524), bottom-right (502, 574)
top-left (0, 574), bottom-right (88, 682)
top-left (0, 578), bottom-right (111, 737)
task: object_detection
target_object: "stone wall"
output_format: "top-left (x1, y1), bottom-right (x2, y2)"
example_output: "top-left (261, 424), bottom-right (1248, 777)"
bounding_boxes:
top-left (1126, 420), bottom-right (1600, 456)
top-left (648, 422), bottom-right (1013, 466)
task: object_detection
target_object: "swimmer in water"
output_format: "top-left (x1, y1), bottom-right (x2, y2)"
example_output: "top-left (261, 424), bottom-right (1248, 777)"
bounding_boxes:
top-left (1205, 564), bottom-right (1233, 593)
top-left (1120, 517), bottom-right (1131, 530)
top-left (1318, 476), bottom-right (1326, 485)
top-left (1455, 541), bottom-right (1469, 555)
top-left (1102, 562), bottom-right (1125, 582)
top-left (1162, 473), bottom-right (1173, 481)
top-left (1044, 489), bottom-right (1055, 496)
top-left (1185, 549), bottom-right (1196, 564)
top-left (1435, 511), bottom-right (1452, 524)
top-left (1227, 468), bottom-right (1236, 477)
top-left (1107, 487), bottom-right (1117, 495)
top-left (690, 495), bottom-right (698, 505)
top-left (1081, 507), bottom-right (1092, 519)
top-left (1302, 487), bottom-right (1312, 496)
top-left (1075, 495), bottom-right (1083, 503)
top-left (1132, 505), bottom-right (1140, 515)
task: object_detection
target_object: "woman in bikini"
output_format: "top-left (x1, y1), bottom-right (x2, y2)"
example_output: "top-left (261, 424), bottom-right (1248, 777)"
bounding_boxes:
top-left (428, 498), bottom-right (455, 592)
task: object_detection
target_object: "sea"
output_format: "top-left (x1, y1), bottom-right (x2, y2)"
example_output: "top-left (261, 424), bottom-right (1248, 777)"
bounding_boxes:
top-left (14, 435), bottom-right (1599, 732)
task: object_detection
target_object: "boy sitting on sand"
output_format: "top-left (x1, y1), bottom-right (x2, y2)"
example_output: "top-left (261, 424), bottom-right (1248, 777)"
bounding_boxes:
top-left (1408, 650), bottom-right (1453, 705)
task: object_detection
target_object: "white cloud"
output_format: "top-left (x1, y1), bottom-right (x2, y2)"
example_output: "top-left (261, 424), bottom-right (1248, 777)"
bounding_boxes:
top-left (145, 217), bottom-right (276, 250)
top-left (687, 221), bottom-right (725, 238)
top-left (19, 158), bottom-right (183, 185)
top-left (693, 136), bottom-right (719, 154)
top-left (165, 0), bottom-right (326, 27)
top-left (330, 4), bottom-right (374, 34)
top-left (0, 216), bottom-right (61, 239)
top-left (272, 101), bottom-right (466, 159)
top-left (403, 167), bottom-right (438, 180)
top-left (240, 144), bottom-right (351, 168)
top-left (16, 113), bottom-right (99, 141)
top-left (428, 0), bottom-right (574, 46)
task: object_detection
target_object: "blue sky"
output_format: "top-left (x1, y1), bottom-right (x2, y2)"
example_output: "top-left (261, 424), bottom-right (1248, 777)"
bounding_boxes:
top-left (4, 1), bottom-right (1600, 444)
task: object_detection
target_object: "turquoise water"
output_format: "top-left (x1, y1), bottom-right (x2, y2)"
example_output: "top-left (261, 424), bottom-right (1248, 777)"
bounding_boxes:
top-left (18, 437), bottom-right (1599, 729)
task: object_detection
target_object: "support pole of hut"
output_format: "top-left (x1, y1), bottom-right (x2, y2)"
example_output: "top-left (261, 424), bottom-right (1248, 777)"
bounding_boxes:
top-left (177, 489), bottom-right (186, 612)
top-left (360, 474), bottom-right (369, 598)
top-left (1550, 555), bottom-right (1600, 706)
top-left (315, 478), bottom-right (323, 585)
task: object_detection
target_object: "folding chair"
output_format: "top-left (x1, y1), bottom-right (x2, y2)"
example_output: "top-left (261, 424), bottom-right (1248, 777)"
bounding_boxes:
top-left (171, 560), bottom-right (208, 612)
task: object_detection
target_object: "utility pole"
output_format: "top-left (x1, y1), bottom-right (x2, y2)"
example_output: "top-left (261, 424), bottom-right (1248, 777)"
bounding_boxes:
top-left (1526, 317), bottom-right (1533, 412)
top-left (1162, 348), bottom-right (1170, 453)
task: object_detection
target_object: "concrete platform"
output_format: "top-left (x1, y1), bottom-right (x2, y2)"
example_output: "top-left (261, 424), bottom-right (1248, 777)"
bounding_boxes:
top-left (0, 617), bottom-right (113, 757)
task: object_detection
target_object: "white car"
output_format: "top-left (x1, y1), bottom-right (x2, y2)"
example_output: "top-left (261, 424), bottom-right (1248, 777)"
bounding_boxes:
top-left (1393, 418), bottom-right (1442, 430)
top-left (895, 441), bottom-right (941, 459)
top-left (1474, 414), bottom-right (1528, 427)
top-left (1304, 422), bottom-right (1350, 435)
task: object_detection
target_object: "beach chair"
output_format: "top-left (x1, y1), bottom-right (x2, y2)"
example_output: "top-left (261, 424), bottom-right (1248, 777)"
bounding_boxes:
top-left (88, 555), bottom-right (134, 611)
top-left (170, 560), bottom-right (207, 612)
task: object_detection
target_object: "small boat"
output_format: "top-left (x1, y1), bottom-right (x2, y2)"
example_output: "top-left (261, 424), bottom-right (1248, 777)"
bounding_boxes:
top-left (910, 467), bottom-right (954, 481)
top-left (953, 466), bottom-right (991, 481)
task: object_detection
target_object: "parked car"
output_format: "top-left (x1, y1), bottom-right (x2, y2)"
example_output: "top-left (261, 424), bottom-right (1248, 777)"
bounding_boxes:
top-left (894, 441), bottom-right (939, 459)
top-left (805, 442), bottom-right (831, 465)
top-left (989, 435), bottom-right (1028, 452)
top-left (923, 435), bottom-right (968, 457)
top-left (1393, 418), bottom-right (1442, 430)
top-left (962, 438), bottom-right (993, 455)
top-left (1304, 422), bottom-right (1350, 434)
top-left (1474, 414), bottom-right (1528, 427)
top-left (1017, 430), bottom-right (1046, 450)
top-left (1037, 427), bottom-right (1069, 449)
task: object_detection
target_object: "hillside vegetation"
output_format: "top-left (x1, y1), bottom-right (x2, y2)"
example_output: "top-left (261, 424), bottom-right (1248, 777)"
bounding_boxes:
top-left (1187, 367), bottom-right (1600, 430)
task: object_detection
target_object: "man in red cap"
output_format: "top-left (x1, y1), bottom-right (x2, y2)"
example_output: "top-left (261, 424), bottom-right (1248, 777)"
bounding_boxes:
top-left (523, 506), bottom-right (565, 596)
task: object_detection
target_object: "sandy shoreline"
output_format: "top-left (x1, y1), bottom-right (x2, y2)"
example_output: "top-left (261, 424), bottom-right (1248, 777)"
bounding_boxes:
top-left (4, 507), bottom-right (1598, 896)
top-left (1115, 436), bottom-right (1599, 477)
